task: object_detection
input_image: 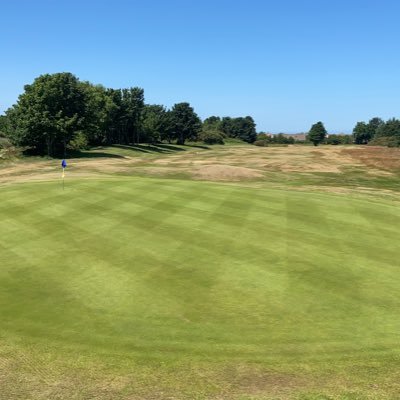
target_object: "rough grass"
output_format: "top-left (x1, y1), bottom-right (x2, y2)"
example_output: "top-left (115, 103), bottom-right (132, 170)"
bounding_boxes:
top-left (1, 145), bottom-right (399, 196)
top-left (1, 173), bottom-right (400, 399)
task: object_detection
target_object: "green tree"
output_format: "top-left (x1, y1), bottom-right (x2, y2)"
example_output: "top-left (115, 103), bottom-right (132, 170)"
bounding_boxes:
top-left (353, 117), bottom-right (383, 144)
top-left (170, 102), bottom-right (202, 145)
top-left (367, 117), bottom-right (384, 138)
top-left (121, 87), bottom-right (144, 144)
top-left (375, 118), bottom-right (400, 138)
top-left (353, 122), bottom-right (370, 144)
top-left (80, 82), bottom-right (117, 145)
top-left (0, 115), bottom-right (8, 136)
top-left (374, 118), bottom-right (400, 146)
top-left (327, 134), bottom-right (352, 145)
top-left (6, 73), bottom-right (86, 156)
top-left (203, 116), bottom-right (222, 131)
top-left (141, 104), bottom-right (167, 143)
top-left (199, 130), bottom-right (225, 145)
top-left (307, 121), bottom-right (327, 146)
top-left (220, 116), bottom-right (257, 143)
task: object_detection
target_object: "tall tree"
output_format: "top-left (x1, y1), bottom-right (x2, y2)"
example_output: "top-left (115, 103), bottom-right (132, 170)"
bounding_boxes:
top-left (141, 104), bottom-right (167, 143)
top-left (121, 87), bottom-right (144, 144)
top-left (81, 82), bottom-right (117, 145)
top-left (0, 115), bottom-right (8, 137)
top-left (353, 121), bottom-right (370, 144)
top-left (170, 102), bottom-right (201, 145)
top-left (367, 117), bottom-right (384, 138)
top-left (307, 121), bottom-right (327, 146)
top-left (220, 116), bottom-right (257, 143)
top-left (203, 116), bottom-right (222, 131)
top-left (6, 73), bottom-right (86, 156)
top-left (375, 118), bottom-right (400, 138)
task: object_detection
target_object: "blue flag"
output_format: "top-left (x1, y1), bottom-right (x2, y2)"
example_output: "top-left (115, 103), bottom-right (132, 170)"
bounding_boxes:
top-left (61, 159), bottom-right (67, 168)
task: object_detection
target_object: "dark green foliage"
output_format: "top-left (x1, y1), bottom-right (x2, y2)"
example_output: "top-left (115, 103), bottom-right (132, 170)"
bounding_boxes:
top-left (104, 87), bottom-right (144, 145)
top-left (368, 117), bottom-right (384, 136)
top-left (326, 134), bottom-right (352, 145)
top-left (353, 122), bottom-right (369, 144)
top-left (4, 73), bottom-right (265, 156)
top-left (199, 129), bottom-right (225, 145)
top-left (203, 116), bottom-right (221, 131)
top-left (307, 122), bottom-right (327, 146)
top-left (254, 139), bottom-right (268, 146)
top-left (369, 135), bottom-right (400, 147)
top-left (6, 73), bottom-right (86, 156)
top-left (80, 83), bottom-right (117, 145)
top-left (352, 119), bottom-right (380, 144)
top-left (141, 104), bottom-right (168, 143)
top-left (354, 117), bottom-right (399, 147)
top-left (0, 115), bottom-right (8, 136)
top-left (67, 131), bottom-right (89, 150)
top-left (255, 133), bottom-right (295, 145)
top-left (170, 102), bottom-right (202, 145)
top-left (220, 116), bottom-right (257, 143)
top-left (375, 118), bottom-right (400, 139)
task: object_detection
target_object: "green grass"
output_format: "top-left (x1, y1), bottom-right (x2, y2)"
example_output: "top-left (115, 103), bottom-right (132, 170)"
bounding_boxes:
top-left (1, 177), bottom-right (400, 399)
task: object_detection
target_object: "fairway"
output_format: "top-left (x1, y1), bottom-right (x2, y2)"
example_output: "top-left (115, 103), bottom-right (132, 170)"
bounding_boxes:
top-left (1, 176), bottom-right (399, 399)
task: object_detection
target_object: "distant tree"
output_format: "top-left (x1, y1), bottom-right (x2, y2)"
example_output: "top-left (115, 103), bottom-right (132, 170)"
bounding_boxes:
top-left (80, 82), bottom-right (117, 145)
top-left (327, 134), bottom-right (352, 145)
top-left (307, 121), bottom-right (327, 146)
top-left (160, 110), bottom-right (175, 143)
top-left (6, 72), bottom-right (86, 156)
top-left (0, 115), bottom-right (8, 136)
top-left (141, 104), bottom-right (167, 143)
top-left (352, 117), bottom-right (384, 144)
top-left (372, 118), bottom-right (400, 147)
top-left (367, 117), bottom-right (384, 138)
top-left (353, 122), bottom-right (370, 144)
top-left (120, 87), bottom-right (145, 144)
top-left (199, 129), bottom-right (224, 145)
top-left (326, 134), bottom-right (341, 145)
top-left (375, 118), bottom-right (400, 138)
top-left (220, 116), bottom-right (257, 143)
top-left (203, 116), bottom-right (221, 131)
top-left (170, 102), bottom-right (202, 145)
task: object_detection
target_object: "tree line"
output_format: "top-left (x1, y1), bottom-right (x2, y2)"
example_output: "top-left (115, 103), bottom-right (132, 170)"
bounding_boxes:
top-left (0, 73), bottom-right (257, 157)
top-left (1, 72), bottom-right (399, 157)
top-left (307, 118), bottom-right (400, 147)
top-left (353, 117), bottom-right (400, 147)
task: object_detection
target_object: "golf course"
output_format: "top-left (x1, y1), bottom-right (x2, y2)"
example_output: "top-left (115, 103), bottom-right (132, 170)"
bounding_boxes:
top-left (0, 143), bottom-right (399, 399)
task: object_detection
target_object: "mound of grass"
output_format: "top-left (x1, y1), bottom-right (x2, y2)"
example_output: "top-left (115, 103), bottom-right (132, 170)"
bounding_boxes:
top-left (0, 178), bottom-right (399, 399)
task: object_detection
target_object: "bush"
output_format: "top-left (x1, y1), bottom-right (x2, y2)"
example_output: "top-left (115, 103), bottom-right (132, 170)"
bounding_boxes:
top-left (199, 130), bottom-right (225, 145)
top-left (0, 138), bottom-right (23, 160)
top-left (369, 136), bottom-right (400, 147)
top-left (67, 131), bottom-right (89, 150)
top-left (0, 137), bottom-right (12, 149)
top-left (254, 140), bottom-right (268, 147)
top-left (326, 134), bottom-right (353, 145)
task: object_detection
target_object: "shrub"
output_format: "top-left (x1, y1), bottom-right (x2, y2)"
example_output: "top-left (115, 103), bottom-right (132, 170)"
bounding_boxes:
top-left (254, 140), bottom-right (268, 147)
top-left (67, 131), bottom-right (89, 150)
top-left (369, 136), bottom-right (400, 147)
top-left (0, 137), bottom-right (12, 149)
top-left (199, 130), bottom-right (225, 145)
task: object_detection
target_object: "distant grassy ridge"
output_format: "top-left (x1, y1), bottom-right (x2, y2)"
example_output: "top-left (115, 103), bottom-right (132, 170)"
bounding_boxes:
top-left (1, 177), bottom-right (399, 398)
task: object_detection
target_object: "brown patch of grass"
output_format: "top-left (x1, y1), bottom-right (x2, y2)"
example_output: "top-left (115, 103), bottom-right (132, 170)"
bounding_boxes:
top-left (192, 164), bottom-right (263, 181)
top-left (341, 146), bottom-right (400, 171)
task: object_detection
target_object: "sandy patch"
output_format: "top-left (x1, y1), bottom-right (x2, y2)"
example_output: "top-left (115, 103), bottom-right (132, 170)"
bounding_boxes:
top-left (192, 165), bottom-right (263, 181)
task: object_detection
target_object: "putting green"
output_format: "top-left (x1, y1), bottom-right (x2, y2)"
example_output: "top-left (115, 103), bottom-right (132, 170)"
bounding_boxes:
top-left (1, 177), bottom-right (399, 398)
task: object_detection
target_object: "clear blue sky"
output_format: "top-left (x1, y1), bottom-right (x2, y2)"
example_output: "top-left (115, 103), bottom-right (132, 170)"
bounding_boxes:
top-left (1, 0), bottom-right (400, 133)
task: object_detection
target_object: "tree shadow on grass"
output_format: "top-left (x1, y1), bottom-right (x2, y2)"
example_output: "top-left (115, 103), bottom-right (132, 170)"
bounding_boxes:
top-left (66, 150), bottom-right (125, 159)
top-left (112, 143), bottom-right (196, 154)
top-left (184, 144), bottom-right (210, 150)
